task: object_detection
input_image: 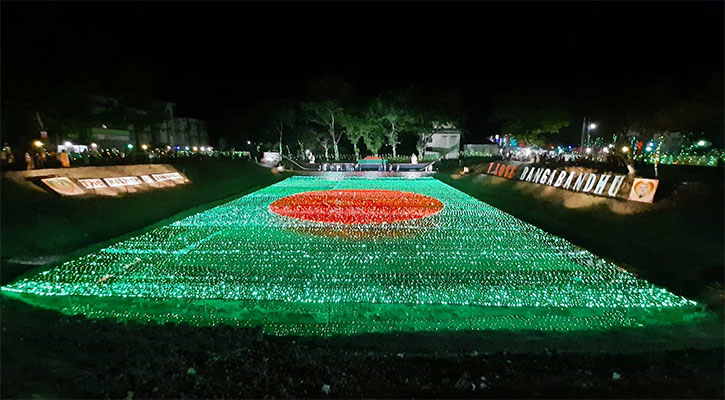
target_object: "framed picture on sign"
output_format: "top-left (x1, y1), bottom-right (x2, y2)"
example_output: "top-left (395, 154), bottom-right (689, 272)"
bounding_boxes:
top-left (41, 177), bottom-right (85, 196)
top-left (628, 178), bottom-right (659, 203)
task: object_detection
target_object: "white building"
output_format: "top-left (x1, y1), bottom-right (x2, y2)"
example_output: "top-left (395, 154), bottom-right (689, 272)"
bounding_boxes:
top-left (425, 129), bottom-right (461, 159)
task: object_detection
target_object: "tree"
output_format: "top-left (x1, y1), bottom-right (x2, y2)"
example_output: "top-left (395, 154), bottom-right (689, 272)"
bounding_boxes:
top-left (340, 111), bottom-right (376, 160)
top-left (302, 100), bottom-right (345, 160)
top-left (368, 97), bottom-right (415, 158)
top-left (273, 107), bottom-right (296, 155)
top-left (489, 103), bottom-right (571, 146)
top-left (259, 100), bottom-right (298, 155)
top-left (362, 124), bottom-right (385, 157)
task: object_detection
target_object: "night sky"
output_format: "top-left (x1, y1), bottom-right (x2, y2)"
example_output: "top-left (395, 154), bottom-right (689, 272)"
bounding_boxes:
top-left (2, 1), bottom-right (723, 143)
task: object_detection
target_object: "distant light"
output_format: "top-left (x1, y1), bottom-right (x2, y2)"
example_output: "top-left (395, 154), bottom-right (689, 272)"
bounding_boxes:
top-left (247, 141), bottom-right (252, 145)
top-left (589, 123), bottom-right (597, 130)
top-left (141, 144), bottom-right (149, 151)
top-left (101, 124), bottom-right (107, 129)
top-left (166, 146), bottom-right (171, 150)
top-left (200, 146), bottom-right (206, 151)
top-left (193, 146), bottom-right (198, 151)
top-left (185, 146), bottom-right (190, 151)
top-left (621, 146), bottom-right (629, 153)
top-left (64, 141), bottom-right (72, 146)
top-left (91, 143), bottom-right (98, 148)
top-left (207, 147), bottom-right (213, 151)
top-left (33, 140), bottom-right (43, 148)
top-left (645, 146), bottom-right (653, 152)
top-left (697, 140), bottom-right (706, 147)
top-left (127, 144), bottom-right (134, 149)
top-left (608, 144), bottom-right (614, 148)
top-left (175, 146), bottom-right (181, 150)
top-left (495, 134), bottom-right (499, 140)
top-left (603, 147), bottom-right (609, 153)
top-left (585, 147), bottom-right (592, 154)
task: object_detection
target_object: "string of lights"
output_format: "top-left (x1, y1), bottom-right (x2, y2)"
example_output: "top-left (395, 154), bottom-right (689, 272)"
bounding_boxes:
top-left (2, 176), bottom-right (704, 335)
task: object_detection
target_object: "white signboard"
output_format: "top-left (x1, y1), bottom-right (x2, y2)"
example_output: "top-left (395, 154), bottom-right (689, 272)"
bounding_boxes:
top-left (78, 179), bottom-right (107, 189)
top-left (104, 176), bottom-right (143, 187)
top-left (140, 175), bottom-right (155, 184)
top-left (152, 172), bottom-right (185, 182)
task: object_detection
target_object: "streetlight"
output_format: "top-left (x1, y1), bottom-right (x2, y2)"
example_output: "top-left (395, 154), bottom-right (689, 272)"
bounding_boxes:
top-left (141, 144), bottom-right (149, 151)
top-left (580, 118), bottom-right (597, 149)
top-left (33, 140), bottom-right (43, 148)
top-left (621, 146), bottom-right (630, 153)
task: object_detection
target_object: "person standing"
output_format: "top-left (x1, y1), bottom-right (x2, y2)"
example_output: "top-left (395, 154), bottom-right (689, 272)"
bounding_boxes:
top-left (24, 152), bottom-right (35, 170)
top-left (58, 149), bottom-right (70, 168)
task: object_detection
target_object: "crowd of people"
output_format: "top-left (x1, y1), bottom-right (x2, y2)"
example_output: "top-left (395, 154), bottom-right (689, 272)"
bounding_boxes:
top-left (0, 144), bottom-right (255, 171)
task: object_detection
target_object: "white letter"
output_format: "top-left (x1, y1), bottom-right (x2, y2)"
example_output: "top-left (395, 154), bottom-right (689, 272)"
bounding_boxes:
top-left (608, 175), bottom-right (626, 197)
top-left (582, 173), bottom-right (597, 192)
top-left (553, 170), bottom-right (567, 187)
top-left (562, 171), bottom-right (576, 190)
top-left (593, 175), bottom-right (611, 195)
top-left (539, 169), bottom-right (551, 184)
top-left (519, 166), bottom-right (529, 180)
top-left (572, 173), bottom-right (587, 191)
top-left (546, 169), bottom-right (558, 186)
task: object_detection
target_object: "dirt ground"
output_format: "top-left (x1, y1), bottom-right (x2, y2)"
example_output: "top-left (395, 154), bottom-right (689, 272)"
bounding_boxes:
top-left (1, 300), bottom-right (723, 399)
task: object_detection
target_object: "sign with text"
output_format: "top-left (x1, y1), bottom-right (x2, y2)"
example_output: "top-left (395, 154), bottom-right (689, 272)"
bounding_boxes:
top-left (628, 178), bottom-right (659, 203)
top-left (104, 176), bottom-right (143, 187)
top-left (78, 178), bottom-right (107, 189)
top-left (152, 172), bottom-right (185, 182)
top-left (518, 165), bottom-right (628, 199)
top-left (140, 175), bottom-right (155, 184)
top-left (38, 170), bottom-right (188, 197)
top-left (486, 162), bottom-right (519, 179)
top-left (41, 177), bottom-right (85, 196)
top-left (481, 161), bottom-right (655, 201)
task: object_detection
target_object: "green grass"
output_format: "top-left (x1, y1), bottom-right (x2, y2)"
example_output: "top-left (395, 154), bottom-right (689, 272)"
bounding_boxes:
top-left (2, 176), bottom-right (709, 335)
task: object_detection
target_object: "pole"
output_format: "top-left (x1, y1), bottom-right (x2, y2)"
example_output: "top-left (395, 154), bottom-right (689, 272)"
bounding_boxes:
top-left (580, 117), bottom-right (587, 151)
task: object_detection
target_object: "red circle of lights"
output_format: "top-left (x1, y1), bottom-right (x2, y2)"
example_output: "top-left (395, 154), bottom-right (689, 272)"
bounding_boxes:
top-left (269, 189), bottom-right (444, 225)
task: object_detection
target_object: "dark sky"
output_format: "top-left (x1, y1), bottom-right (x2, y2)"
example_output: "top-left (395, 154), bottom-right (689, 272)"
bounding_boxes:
top-left (2, 1), bottom-right (723, 141)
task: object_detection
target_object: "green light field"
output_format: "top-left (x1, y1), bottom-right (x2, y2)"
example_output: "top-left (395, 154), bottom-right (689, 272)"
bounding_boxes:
top-left (1, 176), bottom-right (706, 335)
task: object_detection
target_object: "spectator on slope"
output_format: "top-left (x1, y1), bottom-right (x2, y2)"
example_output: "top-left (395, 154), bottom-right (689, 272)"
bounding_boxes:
top-left (24, 152), bottom-right (35, 170)
top-left (58, 149), bottom-right (70, 168)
